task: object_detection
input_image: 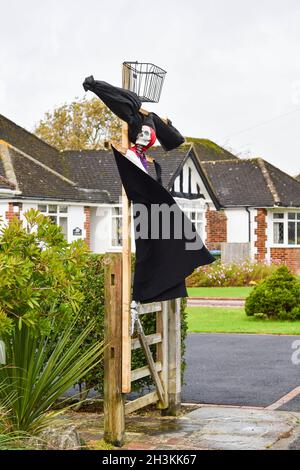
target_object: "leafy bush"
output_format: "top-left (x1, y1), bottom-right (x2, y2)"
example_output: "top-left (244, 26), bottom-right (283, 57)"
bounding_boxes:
top-left (71, 254), bottom-right (105, 397)
top-left (0, 210), bottom-right (88, 335)
top-left (245, 266), bottom-right (300, 320)
top-left (187, 259), bottom-right (281, 287)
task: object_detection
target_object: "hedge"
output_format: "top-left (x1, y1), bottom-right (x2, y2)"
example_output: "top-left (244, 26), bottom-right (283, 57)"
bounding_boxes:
top-left (73, 254), bottom-right (188, 396)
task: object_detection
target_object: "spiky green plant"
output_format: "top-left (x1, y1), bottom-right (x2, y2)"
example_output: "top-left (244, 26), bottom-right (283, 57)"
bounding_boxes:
top-left (0, 317), bottom-right (104, 435)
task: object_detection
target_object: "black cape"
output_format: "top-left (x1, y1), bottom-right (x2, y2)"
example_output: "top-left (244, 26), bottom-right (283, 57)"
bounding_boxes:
top-left (83, 76), bottom-right (185, 151)
top-left (113, 147), bottom-right (216, 303)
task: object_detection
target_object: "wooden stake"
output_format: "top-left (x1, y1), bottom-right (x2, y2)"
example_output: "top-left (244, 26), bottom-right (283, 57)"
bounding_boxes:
top-left (162, 298), bottom-right (181, 416)
top-left (156, 301), bottom-right (169, 409)
top-left (104, 253), bottom-right (125, 446)
top-left (121, 64), bottom-right (132, 393)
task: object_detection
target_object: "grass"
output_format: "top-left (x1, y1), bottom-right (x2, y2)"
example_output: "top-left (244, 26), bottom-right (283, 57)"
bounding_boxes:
top-left (187, 286), bottom-right (253, 298)
top-left (187, 307), bottom-right (300, 335)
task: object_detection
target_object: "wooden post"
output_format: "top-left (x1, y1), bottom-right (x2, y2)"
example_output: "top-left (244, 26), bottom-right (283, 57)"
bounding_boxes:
top-left (104, 253), bottom-right (125, 447)
top-left (162, 298), bottom-right (181, 416)
top-left (121, 64), bottom-right (132, 393)
top-left (156, 301), bottom-right (169, 409)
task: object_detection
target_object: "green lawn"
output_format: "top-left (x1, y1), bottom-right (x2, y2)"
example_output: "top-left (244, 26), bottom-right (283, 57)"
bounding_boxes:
top-left (187, 286), bottom-right (253, 298)
top-left (187, 307), bottom-right (300, 335)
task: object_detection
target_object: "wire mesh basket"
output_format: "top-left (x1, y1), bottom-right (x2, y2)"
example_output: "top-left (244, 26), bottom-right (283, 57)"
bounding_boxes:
top-left (122, 62), bottom-right (167, 103)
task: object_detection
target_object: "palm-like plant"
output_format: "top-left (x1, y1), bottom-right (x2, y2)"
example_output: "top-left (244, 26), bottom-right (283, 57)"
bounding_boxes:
top-left (0, 317), bottom-right (104, 435)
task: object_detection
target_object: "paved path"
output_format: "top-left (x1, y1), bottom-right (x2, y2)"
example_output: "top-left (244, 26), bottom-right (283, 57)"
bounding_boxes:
top-left (182, 333), bottom-right (300, 408)
top-left (187, 297), bottom-right (245, 307)
top-left (70, 406), bottom-right (300, 450)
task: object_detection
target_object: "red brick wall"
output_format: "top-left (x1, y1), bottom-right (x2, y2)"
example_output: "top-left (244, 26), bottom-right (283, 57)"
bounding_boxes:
top-left (254, 208), bottom-right (267, 261)
top-left (5, 202), bottom-right (22, 222)
top-left (270, 248), bottom-right (300, 275)
top-left (205, 208), bottom-right (227, 251)
top-left (84, 206), bottom-right (91, 249)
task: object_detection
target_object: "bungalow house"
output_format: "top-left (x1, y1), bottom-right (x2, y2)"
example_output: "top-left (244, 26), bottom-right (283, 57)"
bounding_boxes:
top-left (1, 113), bottom-right (300, 273)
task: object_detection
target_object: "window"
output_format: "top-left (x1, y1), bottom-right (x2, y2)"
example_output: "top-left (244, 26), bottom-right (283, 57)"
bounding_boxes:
top-left (273, 213), bottom-right (284, 244)
top-left (111, 206), bottom-right (122, 247)
top-left (38, 204), bottom-right (68, 240)
top-left (288, 212), bottom-right (300, 245)
top-left (184, 209), bottom-right (204, 238)
top-left (272, 211), bottom-right (300, 245)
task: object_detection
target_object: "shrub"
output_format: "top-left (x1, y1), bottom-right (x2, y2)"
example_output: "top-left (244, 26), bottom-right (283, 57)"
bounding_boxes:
top-left (245, 266), bottom-right (300, 319)
top-left (186, 259), bottom-right (281, 287)
top-left (71, 254), bottom-right (105, 397)
top-left (0, 210), bottom-right (88, 336)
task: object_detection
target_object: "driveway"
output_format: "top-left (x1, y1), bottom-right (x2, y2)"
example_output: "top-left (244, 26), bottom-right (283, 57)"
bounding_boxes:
top-left (182, 333), bottom-right (300, 408)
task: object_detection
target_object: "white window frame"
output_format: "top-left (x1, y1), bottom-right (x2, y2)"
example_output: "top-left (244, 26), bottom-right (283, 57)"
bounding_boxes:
top-left (184, 208), bottom-right (204, 239)
top-left (270, 210), bottom-right (300, 247)
top-left (110, 204), bottom-right (122, 249)
top-left (37, 204), bottom-right (68, 240)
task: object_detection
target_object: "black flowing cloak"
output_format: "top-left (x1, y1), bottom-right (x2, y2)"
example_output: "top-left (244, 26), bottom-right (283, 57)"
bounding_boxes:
top-left (113, 147), bottom-right (216, 303)
top-left (83, 76), bottom-right (185, 151)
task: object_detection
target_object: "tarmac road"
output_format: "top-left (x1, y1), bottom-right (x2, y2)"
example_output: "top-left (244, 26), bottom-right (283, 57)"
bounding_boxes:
top-left (182, 333), bottom-right (300, 408)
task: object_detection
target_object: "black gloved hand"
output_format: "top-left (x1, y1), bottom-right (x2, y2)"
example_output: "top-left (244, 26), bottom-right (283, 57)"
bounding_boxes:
top-left (82, 75), bottom-right (95, 92)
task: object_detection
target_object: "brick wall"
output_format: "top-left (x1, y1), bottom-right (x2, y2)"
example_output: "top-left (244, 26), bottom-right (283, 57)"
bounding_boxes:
top-left (270, 248), bottom-right (300, 275)
top-left (254, 208), bottom-right (267, 261)
top-left (84, 206), bottom-right (91, 249)
top-left (5, 202), bottom-right (22, 222)
top-left (205, 208), bottom-right (227, 251)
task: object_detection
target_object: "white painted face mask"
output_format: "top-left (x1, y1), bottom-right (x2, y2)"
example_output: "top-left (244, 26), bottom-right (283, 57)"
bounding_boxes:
top-left (135, 125), bottom-right (152, 147)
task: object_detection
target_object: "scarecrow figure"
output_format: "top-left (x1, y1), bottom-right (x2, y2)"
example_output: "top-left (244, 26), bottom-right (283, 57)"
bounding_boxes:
top-left (83, 76), bottom-right (215, 303)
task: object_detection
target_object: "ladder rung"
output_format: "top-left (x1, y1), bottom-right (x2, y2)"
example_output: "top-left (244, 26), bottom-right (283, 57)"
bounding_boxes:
top-left (131, 361), bottom-right (162, 382)
top-left (131, 333), bottom-right (162, 350)
top-left (125, 391), bottom-right (159, 415)
top-left (138, 302), bottom-right (162, 314)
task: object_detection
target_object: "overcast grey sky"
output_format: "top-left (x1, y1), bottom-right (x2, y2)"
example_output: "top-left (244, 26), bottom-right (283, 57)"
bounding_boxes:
top-left (1, 0), bottom-right (300, 175)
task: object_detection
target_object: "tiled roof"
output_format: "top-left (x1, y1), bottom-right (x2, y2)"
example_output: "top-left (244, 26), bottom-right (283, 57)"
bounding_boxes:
top-left (0, 175), bottom-right (14, 190)
top-left (201, 157), bottom-right (300, 207)
top-left (0, 158), bottom-right (13, 189)
top-left (9, 147), bottom-right (110, 202)
top-left (61, 145), bottom-right (190, 202)
top-left (201, 159), bottom-right (274, 207)
top-left (0, 113), bottom-right (63, 173)
top-left (263, 160), bottom-right (300, 207)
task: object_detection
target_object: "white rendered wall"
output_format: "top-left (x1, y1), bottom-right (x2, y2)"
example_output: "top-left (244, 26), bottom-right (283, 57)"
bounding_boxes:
top-left (90, 206), bottom-right (111, 253)
top-left (225, 208), bottom-right (249, 243)
top-left (68, 205), bottom-right (85, 243)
